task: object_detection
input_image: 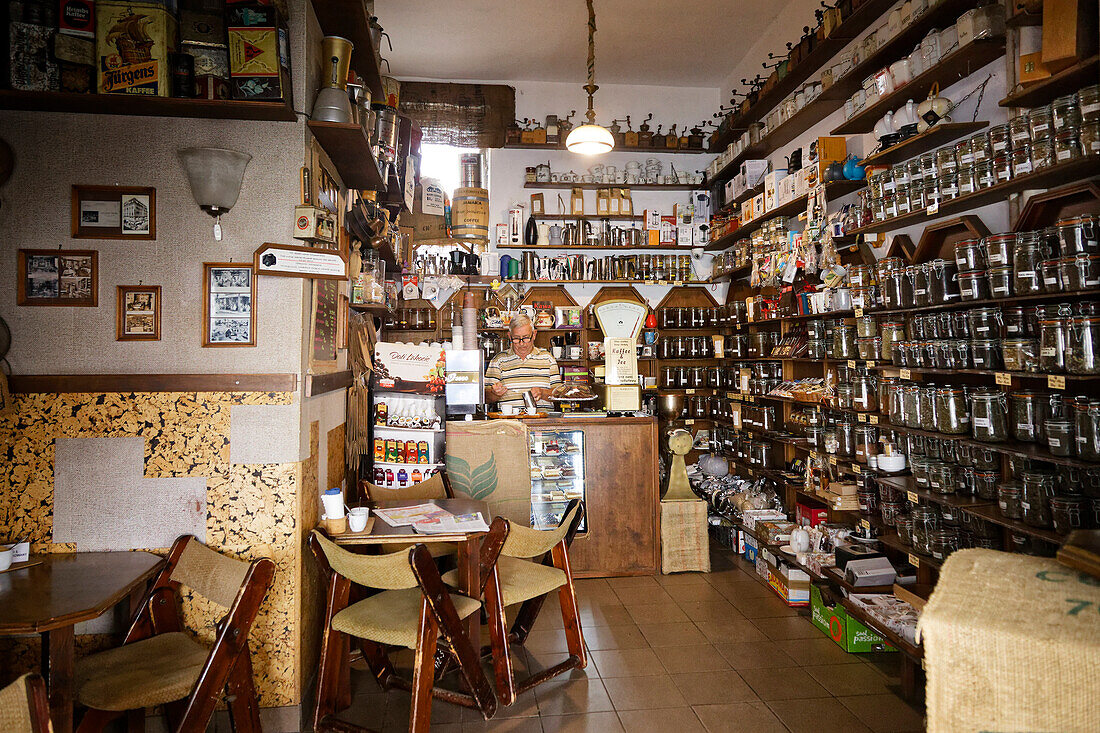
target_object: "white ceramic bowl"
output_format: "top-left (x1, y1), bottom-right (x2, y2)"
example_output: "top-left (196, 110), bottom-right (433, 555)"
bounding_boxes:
top-left (0, 546), bottom-right (12, 572)
top-left (878, 453), bottom-right (907, 473)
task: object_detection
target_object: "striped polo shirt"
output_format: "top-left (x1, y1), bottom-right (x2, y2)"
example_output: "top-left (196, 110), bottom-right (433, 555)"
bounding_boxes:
top-left (485, 346), bottom-right (562, 408)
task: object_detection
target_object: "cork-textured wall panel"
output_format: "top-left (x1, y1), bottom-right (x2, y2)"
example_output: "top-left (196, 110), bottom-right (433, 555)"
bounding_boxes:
top-left (298, 421), bottom-right (322, 709)
top-left (0, 390), bottom-right (302, 708)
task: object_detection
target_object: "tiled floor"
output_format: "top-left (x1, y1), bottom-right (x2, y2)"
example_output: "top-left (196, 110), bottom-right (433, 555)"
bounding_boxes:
top-left (341, 550), bottom-right (925, 732)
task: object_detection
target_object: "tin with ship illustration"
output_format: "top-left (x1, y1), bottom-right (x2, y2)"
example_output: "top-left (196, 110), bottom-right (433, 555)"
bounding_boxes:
top-left (96, 1), bottom-right (178, 96)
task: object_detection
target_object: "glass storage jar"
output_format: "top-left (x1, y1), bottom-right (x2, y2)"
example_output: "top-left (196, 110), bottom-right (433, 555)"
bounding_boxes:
top-left (835, 420), bottom-right (855, 458)
top-left (1082, 84), bottom-right (1100, 121)
top-left (954, 238), bottom-right (987, 271)
top-left (955, 138), bottom-right (975, 167)
top-left (931, 528), bottom-right (959, 561)
top-left (932, 461), bottom-right (957, 495)
top-left (901, 383), bottom-right (923, 428)
top-left (1059, 254), bottom-right (1100, 291)
top-left (1040, 258), bottom-right (1063, 292)
top-left (911, 264), bottom-right (932, 307)
top-left (989, 266), bottom-right (1014, 298)
top-left (956, 466), bottom-right (976, 496)
top-left (1009, 113), bottom-right (1032, 146)
top-left (959, 165), bottom-right (978, 195)
top-left (984, 234), bottom-right (1014, 268)
top-left (1051, 495), bottom-right (1089, 534)
top-left (1075, 399), bottom-right (1100, 462)
top-left (896, 184), bottom-right (913, 215)
top-left (1013, 238), bottom-right (1044, 295)
top-left (1002, 338), bottom-right (1040, 373)
top-left (971, 339), bottom-right (1003, 370)
top-left (919, 384), bottom-right (940, 431)
top-left (970, 389), bottom-right (1009, 442)
top-left (1021, 471), bottom-right (1055, 528)
top-left (1054, 128), bottom-right (1081, 162)
top-left (1032, 138), bottom-right (1055, 169)
top-left (911, 456), bottom-right (931, 487)
top-left (988, 122), bottom-right (1011, 153)
top-left (895, 513), bottom-right (915, 546)
top-left (1067, 315), bottom-right (1100, 375)
top-left (856, 315), bottom-right (878, 338)
top-left (973, 469), bottom-right (1000, 500)
top-left (1011, 144), bottom-right (1033, 176)
top-left (935, 146), bottom-right (957, 175)
top-left (836, 383), bottom-right (855, 410)
top-left (959, 270), bottom-right (990, 301)
top-left (1046, 419), bottom-right (1075, 456)
top-left (857, 336), bottom-right (882, 362)
top-left (805, 338), bottom-right (827, 360)
top-left (855, 425), bottom-right (879, 463)
top-left (1056, 214), bottom-right (1099, 255)
top-left (952, 339), bottom-right (973, 368)
top-left (935, 386), bottom-right (970, 434)
top-left (1030, 104), bottom-right (1054, 140)
top-left (880, 322), bottom-right (906, 358)
top-left (1002, 306), bottom-right (1030, 337)
top-left (992, 152), bottom-right (1013, 182)
top-left (833, 324), bottom-right (857, 359)
top-left (1039, 316), bottom-right (1068, 372)
top-left (998, 482), bottom-right (1023, 519)
top-left (1012, 391), bottom-right (1044, 442)
top-left (938, 172), bottom-right (959, 201)
top-left (1052, 93), bottom-right (1082, 132)
top-left (910, 505), bottom-right (939, 555)
top-left (1082, 119), bottom-right (1100, 155)
top-left (928, 259), bottom-right (961, 304)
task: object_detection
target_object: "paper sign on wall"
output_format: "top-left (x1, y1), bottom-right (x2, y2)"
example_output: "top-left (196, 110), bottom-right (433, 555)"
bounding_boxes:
top-left (604, 337), bottom-right (638, 386)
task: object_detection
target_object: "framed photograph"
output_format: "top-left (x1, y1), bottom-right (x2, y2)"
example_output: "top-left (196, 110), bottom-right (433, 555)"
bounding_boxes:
top-left (71, 185), bottom-right (156, 240)
top-left (18, 249), bottom-right (98, 307)
top-left (116, 285), bottom-right (161, 341)
top-left (202, 263), bottom-right (255, 347)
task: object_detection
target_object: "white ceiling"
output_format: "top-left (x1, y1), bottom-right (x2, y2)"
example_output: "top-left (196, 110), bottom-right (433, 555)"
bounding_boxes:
top-left (376, 0), bottom-right (794, 88)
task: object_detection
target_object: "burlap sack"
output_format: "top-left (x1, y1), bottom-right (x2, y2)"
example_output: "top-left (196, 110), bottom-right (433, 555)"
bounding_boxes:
top-left (660, 500), bottom-right (711, 574)
top-left (445, 420), bottom-right (532, 525)
top-left (920, 548), bottom-right (1100, 733)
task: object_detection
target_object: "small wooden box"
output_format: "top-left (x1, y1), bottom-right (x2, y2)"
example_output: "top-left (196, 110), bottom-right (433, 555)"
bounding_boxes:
top-left (1041, 0), bottom-right (1099, 73)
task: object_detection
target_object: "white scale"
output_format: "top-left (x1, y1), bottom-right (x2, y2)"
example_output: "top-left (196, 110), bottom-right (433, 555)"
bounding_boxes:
top-left (592, 300), bottom-right (647, 412)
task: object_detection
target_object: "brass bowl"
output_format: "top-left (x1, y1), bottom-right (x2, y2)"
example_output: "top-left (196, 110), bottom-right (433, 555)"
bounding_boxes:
top-left (658, 393), bottom-right (685, 422)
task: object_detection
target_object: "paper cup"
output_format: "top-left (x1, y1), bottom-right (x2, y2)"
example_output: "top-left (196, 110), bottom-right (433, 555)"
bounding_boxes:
top-left (321, 491), bottom-right (345, 519)
top-left (11, 542), bottom-right (29, 563)
top-left (348, 507), bottom-right (370, 532)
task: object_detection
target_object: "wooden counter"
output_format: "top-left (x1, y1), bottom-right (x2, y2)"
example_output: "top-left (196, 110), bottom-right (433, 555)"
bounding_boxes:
top-left (470, 415), bottom-right (660, 577)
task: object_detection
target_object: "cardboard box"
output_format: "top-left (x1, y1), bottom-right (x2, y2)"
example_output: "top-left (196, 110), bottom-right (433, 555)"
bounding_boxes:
top-left (810, 585), bottom-right (897, 653)
top-left (796, 503), bottom-right (828, 527)
top-left (1041, 0), bottom-right (1098, 73)
top-left (399, 184), bottom-right (448, 244)
top-left (227, 2), bottom-right (291, 101)
top-left (180, 0), bottom-right (226, 45)
top-left (1018, 51), bottom-right (1052, 83)
top-left (59, 0), bottom-right (95, 38)
top-left (97, 1), bottom-right (178, 96)
top-left (765, 558), bottom-right (811, 606)
top-left (743, 533), bottom-right (759, 563)
top-left (741, 159), bottom-right (769, 188)
top-left (815, 136), bottom-right (847, 166)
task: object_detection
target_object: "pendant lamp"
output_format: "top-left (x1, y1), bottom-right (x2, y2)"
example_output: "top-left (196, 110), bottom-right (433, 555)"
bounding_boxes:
top-left (565, 0), bottom-right (614, 155)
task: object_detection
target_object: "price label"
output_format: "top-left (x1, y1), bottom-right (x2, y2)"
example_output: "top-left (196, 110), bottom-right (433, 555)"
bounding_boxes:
top-left (847, 360), bottom-right (857, 368)
top-left (852, 464), bottom-right (862, 474)
top-left (727, 392), bottom-right (737, 399)
top-left (1048, 374), bottom-right (1066, 390)
top-left (673, 281), bottom-right (684, 287)
top-left (855, 307), bottom-right (864, 318)
top-left (900, 368), bottom-right (912, 380)
top-left (686, 389), bottom-right (696, 395)
top-left (828, 455), bottom-right (838, 465)
top-left (908, 553), bottom-right (921, 568)
top-left (860, 519), bottom-right (871, 530)
top-left (857, 413), bottom-right (868, 422)
top-left (907, 491), bottom-right (919, 503)
top-left (685, 419), bottom-right (695, 425)
top-left (995, 372), bottom-right (1012, 386)
top-left (811, 452), bottom-right (820, 461)
top-left (746, 395), bottom-right (755, 403)
top-left (644, 280), bottom-right (656, 286)
top-left (869, 414), bottom-right (879, 424)
top-left (927, 202), bottom-right (939, 215)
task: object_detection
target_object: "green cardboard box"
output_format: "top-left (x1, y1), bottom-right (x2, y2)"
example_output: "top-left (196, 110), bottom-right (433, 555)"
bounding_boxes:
top-left (810, 585), bottom-right (896, 654)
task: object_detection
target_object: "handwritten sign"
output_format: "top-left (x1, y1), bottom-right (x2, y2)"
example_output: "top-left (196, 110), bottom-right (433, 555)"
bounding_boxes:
top-left (604, 337), bottom-right (637, 386)
top-left (311, 278), bottom-right (340, 364)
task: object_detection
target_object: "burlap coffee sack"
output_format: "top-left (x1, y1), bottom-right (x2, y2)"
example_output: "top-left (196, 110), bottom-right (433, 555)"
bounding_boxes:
top-left (661, 500), bottom-right (711, 574)
top-left (445, 419), bottom-right (532, 525)
top-left (920, 548), bottom-right (1100, 733)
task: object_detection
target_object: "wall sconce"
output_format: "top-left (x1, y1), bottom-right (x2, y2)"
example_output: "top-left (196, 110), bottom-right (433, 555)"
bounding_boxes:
top-left (178, 147), bottom-right (251, 241)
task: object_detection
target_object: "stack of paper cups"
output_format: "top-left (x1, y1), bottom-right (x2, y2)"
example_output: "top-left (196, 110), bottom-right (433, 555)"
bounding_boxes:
top-left (463, 291), bottom-right (478, 350)
top-left (452, 324), bottom-right (464, 350)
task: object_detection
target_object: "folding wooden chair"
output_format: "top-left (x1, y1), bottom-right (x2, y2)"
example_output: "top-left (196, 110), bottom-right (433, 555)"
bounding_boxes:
top-left (0, 674), bottom-right (51, 733)
top-left (74, 536), bottom-right (275, 733)
top-left (310, 520), bottom-right (507, 733)
top-left (445, 499), bottom-right (586, 705)
top-left (358, 471), bottom-right (454, 502)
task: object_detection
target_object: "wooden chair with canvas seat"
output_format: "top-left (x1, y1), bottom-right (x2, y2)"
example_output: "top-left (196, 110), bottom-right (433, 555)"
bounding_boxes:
top-left (0, 674), bottom-right (51, 733)
top-left (73, 535), bottom-right (275, 733)
top-left (358, 472), bottom-right (457, 558)
top-left (443, 499), bottom-right (586, 705)
top-left (309, 520), bottom-right (507, 733)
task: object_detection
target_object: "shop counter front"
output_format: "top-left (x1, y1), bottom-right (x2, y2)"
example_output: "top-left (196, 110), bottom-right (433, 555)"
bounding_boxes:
top-left (452, 415), bottom-right (659, 577)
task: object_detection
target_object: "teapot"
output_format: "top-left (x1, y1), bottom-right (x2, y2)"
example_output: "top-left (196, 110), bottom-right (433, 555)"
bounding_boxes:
top-left (790, 527), bottom-right (811, 554)
top-left (824, 160), bottom-right (847, 182)
top-left (917, 83), bottom-right (952, 132)
top-left (894, 99), bottom-right (920, 133)
top-left (843, 155), bottom-right (865, 181)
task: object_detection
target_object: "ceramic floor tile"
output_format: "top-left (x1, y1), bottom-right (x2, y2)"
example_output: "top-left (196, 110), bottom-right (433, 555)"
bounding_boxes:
top-left (712, 579), bottom-right (781, 602)
top-left (652, 643), bottom-right (731, 674)
top-left (669, 669), bottom-right (758, 706)
top-left (587, 647), bottom-right (666, 678)
top-left (636, 621), bottom-right (708, 647)
top-left (751, 615), bottom-right (822, 640)
top-left (540, 712), bottom-right (624, 733)
top-left (656, 572), bottom-right (712, 586)
top-left (677, 600), bottom-right (744, 623)
top-left (691, 701), bottom-right (788, 733)
top-left (606, 575), bottom-right (661, 589)
top-left (694, 619), bottom-right (770, 644)
top-left (532, 675), bottom-right (614, 717)
top-left (578, 603), bottom-right (635, 628)
top-left (333, 692), bottom-right (387, 729)
top-left (663, 582), bottom-right (730, 604)
top-left (582, 623), bottom-right (649, 651)
top-left (611, 585), bottom-right (675, 606)
top-left (601, 674), bottom-right (689, 710)
top-left (725, 594), bottom-right (801, 618)
top-left (617, 707), bottom-right (707, 733)
top-left (523, 628), bottom-right (571, 654)
top-left (765, 697), bottom-right (873, 733)
top-left (574, 578), bottom-right (612, 592)
top-left (625, 602), bottom-right (691, 625)
top-left (461, 718), bottom-right (544, 733)
top-left (804, 663), bottom-right (894, 697)
top-left (836, 693), bottom-right (926, 733)
top-left (712, 640), bottom-right (799, 669)
top-left (576, 588), bottom-right (623, 606)
top-left (775, 637), bottom-right (863, 666)
top-left (741, 666), bottom-right (831, 701)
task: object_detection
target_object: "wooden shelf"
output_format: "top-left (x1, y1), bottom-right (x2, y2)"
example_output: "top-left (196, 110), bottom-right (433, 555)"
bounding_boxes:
top-left (503, 142), bottom-right (707, 153)
top-left (311, 0), bottom-right (386, 98)
top-left (832, 37), bottom-right (1007, 136)
top-left (963, 503), bottom-right (1065, 546)
top-left (1005, 10), bottom-right (1043, 27)
top-left (705, 180), bottom-right (865, 250)
top-left (867, 364), bottom-right (1100, 383)
top-left (876, 475), bottom-right (994, 510)
top-left (0, 89), bottom-right (297, 121)
top-left (307, 121), bottom-right (388, 191)
top-left (859, 122), bottom-right (989, 168)
top-left (707, 265), bottom-right (752, 283)
top-left (839, 597), bottom-right (924, 658)
top-left (847, 155), bottom-right (1100, 234)
top-left (1000, 55), bottom-right (1099, 109)
top-left (526, 213), bottom-right (644, 220)
top-left (523, 182), bottom-right (700, 191)
top-left (707, 0), bottom-right (898, 152)
top-left (503, 279), bottom-right (709, 286)
top-left (497, 242), bottom-right (685, 250)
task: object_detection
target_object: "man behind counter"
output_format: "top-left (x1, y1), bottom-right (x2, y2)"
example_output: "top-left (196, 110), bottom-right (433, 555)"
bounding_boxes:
top-left (484, 314), bottom-right (561, 410)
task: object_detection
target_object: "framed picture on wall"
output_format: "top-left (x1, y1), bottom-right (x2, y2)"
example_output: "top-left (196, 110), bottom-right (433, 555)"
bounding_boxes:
top-left (202, 263), bottom-right (255, 347)
top-left (17, 249), bottom-right (98, 306)
top-left (116, 285), bottom-right (161, 341)
top-left (71, 185), bottom-right (156, 239)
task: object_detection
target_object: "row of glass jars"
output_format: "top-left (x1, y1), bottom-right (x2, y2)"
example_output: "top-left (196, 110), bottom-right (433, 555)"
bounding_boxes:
top-left (997, 472), bottom-right (1098, 534)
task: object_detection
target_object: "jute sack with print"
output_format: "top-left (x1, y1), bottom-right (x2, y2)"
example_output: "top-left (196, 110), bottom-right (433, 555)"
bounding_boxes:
top-left (660, 500), bottom-right (710, 574)
top-left (919, 548), bottom-right (1100, 733)
top-left (445, 419), bottom-right (532, 525)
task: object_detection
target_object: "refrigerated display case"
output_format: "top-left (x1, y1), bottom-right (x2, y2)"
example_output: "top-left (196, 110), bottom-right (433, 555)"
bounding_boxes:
top-left (529, 428), bottom-right (587, 533)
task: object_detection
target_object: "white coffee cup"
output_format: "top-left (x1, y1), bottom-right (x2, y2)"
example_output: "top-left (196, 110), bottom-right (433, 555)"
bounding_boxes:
top-left (11, 541), bottom-right (29, 563)
top-left (0, 546), bottom-right (11, 572)
top-left (348, 507), bottom-right (370, 532)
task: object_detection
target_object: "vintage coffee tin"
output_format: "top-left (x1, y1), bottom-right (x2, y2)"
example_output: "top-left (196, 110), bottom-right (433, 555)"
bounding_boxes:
top-left (97, 0), bottom-right (178, 96)
top-left (227, 2), bottom-right (292, 102)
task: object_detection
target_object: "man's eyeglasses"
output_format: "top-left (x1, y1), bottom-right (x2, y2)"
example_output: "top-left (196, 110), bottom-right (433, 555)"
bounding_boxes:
top-left (510, 335), bottom-right (534, 343)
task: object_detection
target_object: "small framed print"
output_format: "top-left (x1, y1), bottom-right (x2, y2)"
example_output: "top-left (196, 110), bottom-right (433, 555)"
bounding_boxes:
top-left (18, 249), bottom-right (98, 306)
top-left (71, 185), bottom-right (156, 239)
top-left (116, 285), bottom-right (161, 341)
top-left (203, 263), bottom-right (255, 347)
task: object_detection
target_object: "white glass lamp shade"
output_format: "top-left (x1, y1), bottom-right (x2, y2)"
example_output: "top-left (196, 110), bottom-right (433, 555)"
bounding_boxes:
top-left (178, 147), bottom-right (252, 215)
top-left (566, 123), bottom-right (615, 155)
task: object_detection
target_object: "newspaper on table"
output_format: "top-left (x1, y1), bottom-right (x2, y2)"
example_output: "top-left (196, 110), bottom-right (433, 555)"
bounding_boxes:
top-left (371, 503), bottom-right (490, 534)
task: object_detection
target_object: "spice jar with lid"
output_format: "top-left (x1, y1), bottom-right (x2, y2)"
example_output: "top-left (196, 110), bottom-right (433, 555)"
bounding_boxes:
top-left (931, 528), bottom-right (960, 561)
top-left (970, 389), bottom-right (1008, 442)
top-left (832, 323), bottom-right (857, 359)
top-left (971, 339), bottom-right (1003, 370)
top-left (1029, 104), bottom-right (1054, 141)
top-left (1059, 253), bottom-right (1100, 291)
top-left (1013, 234), bottom-right (1044, 295)
top-left (998, 482), bottom-right (1023, 519)
top-left (1021, 471), bottom-right (1055, 528)
top-left (1046, 420), bottom-right (1075, 456)
top-left (935, 386), bottom-right (971, 434)
top-left (919, 384), bottom-right (939, 431)
top-left (1082, 119), bottom-right (1100, 156)
top-left (928, 259), bottom-right (961, 304)
top-left (1011, 391), bottom-right (1044, 442)
top-left (1032, 138), bottom-right (1055, 169)
top-left (1052, 93), bottom-right (1082, 132)
top-left (1074, 399), bottom-right (1100, 462)
top-left (954, 238), bottom-right (987, 271)
top-left (989, 266), bottom-right (1014, 298)
top-left (1002, 338), bottom-right (1040, 373)
top-left (855, 425), bottom-right (879, 464)
top-left (1040, 258), bottom-right (1063, 292)
top-left (1039, 315), bottom-right (1068, 372)
top-left (1051, 495), bottom-right (1089, 534)
top-left (1057, 214), bottom-right (1099, 255)
top-left (1067, 314), bottom-right (1100, 374)
top-left (910, 505), bottom-right (939, 555)
top-left (973, 469), bottom-right (1000, 500)
top-left (959, 270), bottom-right (991, 302)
